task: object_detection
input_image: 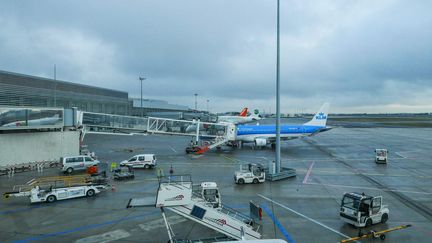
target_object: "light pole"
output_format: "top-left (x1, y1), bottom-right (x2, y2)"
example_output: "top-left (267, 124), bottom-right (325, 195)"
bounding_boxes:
top-left (194, 93), bottom-right (198, 110)
top-left (206, 99), bottom-right (209, 113)
top-left (139, 77), bottom-right (146, 117)
top-left (54, 64), bottom-right (57, 107)
top-left (275, 0), bottom-right (281, 173)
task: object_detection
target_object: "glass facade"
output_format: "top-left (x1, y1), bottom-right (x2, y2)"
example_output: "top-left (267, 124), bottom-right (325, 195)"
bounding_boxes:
top-left (0, 107), bottom-right (63, 130)
top-left (0, 70), bottom-right (129, 115)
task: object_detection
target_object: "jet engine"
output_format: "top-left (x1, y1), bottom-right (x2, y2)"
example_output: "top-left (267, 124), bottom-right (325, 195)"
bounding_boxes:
top-left (254, 138), bottom-right (267, 147)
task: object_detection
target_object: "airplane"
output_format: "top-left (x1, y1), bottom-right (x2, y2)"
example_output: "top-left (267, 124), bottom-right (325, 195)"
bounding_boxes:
top-left (2, 114), bottom-right (62, 127)
top-left (235, 103), bottom-right (331, 147)
top-left (218, 108), bottom-right (261, 124)
top-left (185, 108), bottom-right (261, 133)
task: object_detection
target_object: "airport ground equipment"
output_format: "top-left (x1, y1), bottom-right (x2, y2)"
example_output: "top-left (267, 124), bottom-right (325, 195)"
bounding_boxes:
top-left (340, 224), bottom-right (412, 242)
top-left (3, 174), bottom-right (108, 203)
top-left (340, 192), bottom-right (389, 228)
top-left (60, 155), bottom-right (100, 174)
top-left (375, 149), bottom-right (388, 164)
top-left (185, 145), bottom-right (200, 154)
top-left (127, 175), bottom-right (262, 241)
top-left (113, 166), bottom-right (135, 180)
top-left (120, 154), bottom-right (157, 169)
top-left (234, 163), bottom-right (265, 184)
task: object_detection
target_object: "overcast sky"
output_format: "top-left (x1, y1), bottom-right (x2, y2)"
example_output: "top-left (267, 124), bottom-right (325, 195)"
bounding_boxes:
top-left (1, 0), bottom-right (431, 113)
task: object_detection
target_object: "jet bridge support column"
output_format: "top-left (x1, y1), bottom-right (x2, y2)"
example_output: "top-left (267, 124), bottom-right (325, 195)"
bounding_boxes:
top-left (195, 119), bottom-right (200, 144)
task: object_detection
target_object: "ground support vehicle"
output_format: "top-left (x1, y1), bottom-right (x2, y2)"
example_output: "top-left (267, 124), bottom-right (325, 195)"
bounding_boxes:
top-left (3, 175), bottom-right (108, 203)
top-left (61, 155), bottom-right (100, 174)
top-left (185, 145), bottom-right (200, 154)
top-left (375, 149), bottom-right (388, 163)
top-left (113, 166), bottom-right (135, 180)
top-left (340, 192), bottom-right (389, 227)
top-left (234, 163), bottom-right (265, 184)
top-left (340, 224), bottom-right (412, 242)
top-left (127, 175), bottom-right (261, 241)
top-left (120, 154), bottom-right (156, 169)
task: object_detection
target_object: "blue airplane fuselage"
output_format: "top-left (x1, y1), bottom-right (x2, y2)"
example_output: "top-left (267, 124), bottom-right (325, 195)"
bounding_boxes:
top-left (236, 124), bottom-right (325, 142)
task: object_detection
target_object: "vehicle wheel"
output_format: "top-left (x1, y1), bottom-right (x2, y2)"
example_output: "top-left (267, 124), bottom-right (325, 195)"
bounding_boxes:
top-left (253, 179), bottom-right (259, 184)
top-left (365, 218), bottom-right (372, 227)
top-left (66, 167), bottom-right (73, 174)
top-left (381, 213), bottom-right (388, 223)
top-left (144, 164), bottom-right (150, 169)
top-left (380, 234), bottom-right (386, 240)
top-left (238, 178), bottom-right (245, 184)
top-left (46, 195), bottom-right (56, 203)
top-left (86, 189), bottom-right (95, 197)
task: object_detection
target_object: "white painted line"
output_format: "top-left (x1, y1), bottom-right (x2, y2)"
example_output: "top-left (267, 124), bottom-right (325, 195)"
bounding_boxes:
top-left (258, 194), bottom-right (351, 239)
top-left (75, 229), bottom-right (130, 243)
top-left (304, 182), bottom-right (432, 195)
top-left (168, 146), bottom-right (178, 153)
top-left (395, 152), bottom-right (407, 159)
top-left (124, 178), bottom-right (159, 184)
top-left (138, 215), bottom-right (187, 231)
top-left (302, 162), bottom-right (315, 184)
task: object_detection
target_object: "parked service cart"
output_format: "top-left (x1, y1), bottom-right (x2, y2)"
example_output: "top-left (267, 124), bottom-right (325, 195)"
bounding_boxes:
top-left (113, 166), bottom-right (135, 180)
top-left (120, 154), bottom-right (156, 169)
top-left (234, 163), bottom-right (265, 184)
top-left (3, 175), bottom-right (108, 203)
top-left (340, 192), bottom-right (389, 227)
top-left (375, 149), bottom-right (388, 164)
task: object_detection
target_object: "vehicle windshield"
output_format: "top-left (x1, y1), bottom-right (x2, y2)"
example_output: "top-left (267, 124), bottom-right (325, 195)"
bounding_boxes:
top-left (128, 157), bottom-right (136, 162)
top-left (203, 189), bottom-right (218, 202)
top-left (342, 196), bottom-right (360, 211)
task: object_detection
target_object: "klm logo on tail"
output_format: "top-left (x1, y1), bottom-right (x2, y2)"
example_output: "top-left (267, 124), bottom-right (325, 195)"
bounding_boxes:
top-left (315, 112), bottom-right (327, 120)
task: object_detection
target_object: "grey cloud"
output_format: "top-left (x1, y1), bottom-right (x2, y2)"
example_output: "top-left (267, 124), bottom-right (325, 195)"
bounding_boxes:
top-left (0, 0), bottom-right (431, 113)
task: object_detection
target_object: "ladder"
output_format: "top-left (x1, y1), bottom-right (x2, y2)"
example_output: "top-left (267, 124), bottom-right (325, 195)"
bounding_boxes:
top-left (196, 136), bottom-right (231, 154)
top-left (156, 176), bottom-right (261, 240)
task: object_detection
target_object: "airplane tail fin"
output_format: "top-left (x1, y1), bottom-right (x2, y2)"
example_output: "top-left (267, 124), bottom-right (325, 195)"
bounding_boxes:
top-left (239, 107), bottom-right (248, 117)
top-left (304, 103), bottom-right (330, 127)
top-left (250, 109), bottom-right (261, 120)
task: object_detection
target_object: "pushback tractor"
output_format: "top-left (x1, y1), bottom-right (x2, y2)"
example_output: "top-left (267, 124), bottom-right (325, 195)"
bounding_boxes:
top-left (234, 163), bottom-right (265, 184)
top-left (375, 149), bottom-right (388, 164)
top-left (340, 192), bottom-right (389, 227)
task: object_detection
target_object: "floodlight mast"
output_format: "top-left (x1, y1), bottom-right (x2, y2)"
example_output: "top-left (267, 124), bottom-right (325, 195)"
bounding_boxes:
top-left (139, 77), bottom-right (146, 117)
top-left (275, 0), bottom-right (281, 173)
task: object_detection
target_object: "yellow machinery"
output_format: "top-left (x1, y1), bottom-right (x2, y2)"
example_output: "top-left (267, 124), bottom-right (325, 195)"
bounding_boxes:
top-left (340, 224), bottom-right (412, 242)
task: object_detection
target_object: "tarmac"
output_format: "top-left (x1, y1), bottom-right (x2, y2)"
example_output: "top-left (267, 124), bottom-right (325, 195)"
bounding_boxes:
top-left (1, 126), bottom-right (431, 243)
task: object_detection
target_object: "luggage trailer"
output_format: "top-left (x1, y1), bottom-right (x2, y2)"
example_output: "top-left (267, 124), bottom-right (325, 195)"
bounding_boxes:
top-left (3, 175), bottom-right (109, 203)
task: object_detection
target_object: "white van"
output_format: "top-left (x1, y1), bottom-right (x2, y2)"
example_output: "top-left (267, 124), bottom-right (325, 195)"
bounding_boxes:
top-left (61, 156), bottom-right (100, 174)
top-left (120, 154), bottom-right (156, 169)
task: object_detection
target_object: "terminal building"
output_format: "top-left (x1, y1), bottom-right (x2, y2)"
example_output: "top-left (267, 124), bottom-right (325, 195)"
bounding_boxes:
top-left (129, 98), bottom-right (189, 116)
top-left (0, 70), bottom-right (191, 116)
top-left (0, 70), bottom-right (129, 115)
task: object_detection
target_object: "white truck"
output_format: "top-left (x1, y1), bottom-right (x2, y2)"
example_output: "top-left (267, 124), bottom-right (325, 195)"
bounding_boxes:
top-left (120, 154), bottom-right (156, 169)
top-left (340, 192), bottom-right (389, 227)
top-left (3, 175), bottom-right (108, 203)
top-left (375, 149), bottom-right (388, 164)
top-left (234, 163), bottom-right (265, 184)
